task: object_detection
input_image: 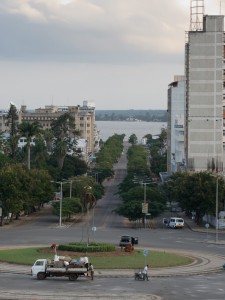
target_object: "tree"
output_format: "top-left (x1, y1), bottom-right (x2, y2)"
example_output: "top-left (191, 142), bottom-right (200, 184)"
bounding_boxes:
top-left (28, 169), bottom-right (54, 210)
top-left (6, 103), bottom-right (18, 137)
top-left (0, 164), bottom-right (29, 224)
top-left (17, 121), bottom-right (42, 169)
top-left (61, 156), bottom-right (87, 179)
top-left (6, 103), bottom-right (19, 158)
top-left (42, 128), bottom-right (54, 153)
top-left (53, 140), bottom-right (67, 170)
top-left (149, 128), bottom-right (167, 176)
top-left (30, 136), bottom-right (49, 168)
top-left (116, 184), bottom-right (166, 221)
top-left (51, 112), bottom-right (75, 170)
top-left (115, 199), bottom-right (143, 221)
top-left (163, 171), bottom-right (225, 225)
top-left (128, 134), bottom-right (138, 145)
top-left (52, 197), bottom-right (82, 220)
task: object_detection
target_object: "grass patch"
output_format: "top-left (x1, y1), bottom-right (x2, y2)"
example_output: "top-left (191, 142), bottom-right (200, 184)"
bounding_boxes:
top-left (91, 250), bottom-right (192, 269)
top-left (0, 247), bottom-right (193, 269)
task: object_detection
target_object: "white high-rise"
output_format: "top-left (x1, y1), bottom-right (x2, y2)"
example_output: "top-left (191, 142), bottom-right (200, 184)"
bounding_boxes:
top-left (185, 15), bottom-right (224, 172)
top-left (167, 76), bottom-right (185, 174)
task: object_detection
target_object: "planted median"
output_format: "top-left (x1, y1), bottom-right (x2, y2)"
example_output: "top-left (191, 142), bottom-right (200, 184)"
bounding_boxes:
top-left (0, 242), bottom-right (193, 269)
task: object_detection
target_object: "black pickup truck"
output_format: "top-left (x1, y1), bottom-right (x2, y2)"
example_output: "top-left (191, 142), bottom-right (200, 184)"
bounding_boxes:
top-left (119, 235), bottom-right (138, 247)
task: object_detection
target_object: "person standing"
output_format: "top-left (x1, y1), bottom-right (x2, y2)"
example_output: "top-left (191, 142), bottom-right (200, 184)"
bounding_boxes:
top-left (143, 264), bottom-right (149, 281)
top-left (89, 263), bottom-right (94, 280)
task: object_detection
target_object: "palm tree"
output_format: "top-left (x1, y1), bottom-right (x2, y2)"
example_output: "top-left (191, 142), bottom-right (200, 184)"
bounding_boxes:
top-left (51, 112), bottom-right (75, 170)
top-left (17, 121), bottom-right (42, 169)
top-left (42, 128), bottom-right (54, 153)
top-left (54, 140), bottom-right (67, 170)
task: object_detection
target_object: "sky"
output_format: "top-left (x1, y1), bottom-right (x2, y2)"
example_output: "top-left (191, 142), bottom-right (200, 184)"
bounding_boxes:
top-left (0, 0), bottom-right (223, 110)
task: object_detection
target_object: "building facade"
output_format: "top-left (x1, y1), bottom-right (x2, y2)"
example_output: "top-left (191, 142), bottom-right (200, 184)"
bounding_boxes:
top-left (185, 15), bottom-right (224, 172)
top-left (20, 101), bottom-right (96, 154)
top-left (0, 110), bottom-right (8, 133)
top-left (167, 76), bottom-right (185, 174)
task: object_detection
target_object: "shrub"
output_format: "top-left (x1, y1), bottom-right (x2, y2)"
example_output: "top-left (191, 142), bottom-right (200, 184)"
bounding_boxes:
top-left (58, 242), bottom-right (115, 252)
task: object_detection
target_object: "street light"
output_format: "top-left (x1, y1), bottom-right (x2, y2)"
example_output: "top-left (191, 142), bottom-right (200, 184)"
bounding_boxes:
top-left (210, 174), bottom-right (224, 243)
top-left (133, 176), bottom-right (151, 228)
top-left (215, 176), bottom-right (219, 243)
top-left (51, 180), bottom-right (69, 228)
top-left (142, 182), bottom-right (150, 228)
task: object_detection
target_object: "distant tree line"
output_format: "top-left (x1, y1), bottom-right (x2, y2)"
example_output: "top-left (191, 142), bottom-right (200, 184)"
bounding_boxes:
top-left (95, 110), bottom-right (167, 122)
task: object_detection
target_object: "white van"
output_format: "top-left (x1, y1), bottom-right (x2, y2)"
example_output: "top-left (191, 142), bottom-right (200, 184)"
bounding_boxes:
top-left (168, 217), bottom-right (184, 229)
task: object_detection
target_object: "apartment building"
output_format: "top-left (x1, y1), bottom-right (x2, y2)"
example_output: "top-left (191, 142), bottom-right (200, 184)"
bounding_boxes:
top-left (20, 101), bottom-right (96, 154)
top-left (185, 15), bottom-right (224, 172)
top-left (0, 110), bottom-right (8, 133)
top-left (167, 76), bottom-right (185, 174)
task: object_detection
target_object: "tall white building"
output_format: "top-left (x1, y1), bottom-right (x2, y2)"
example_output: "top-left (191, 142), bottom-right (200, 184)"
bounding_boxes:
top-left (167, 76), bottom-right (185, 174)
top-left (185, 15), bottom-right (224, 172)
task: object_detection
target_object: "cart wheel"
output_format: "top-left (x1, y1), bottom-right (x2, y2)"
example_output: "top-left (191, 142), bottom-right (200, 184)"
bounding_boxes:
top-left (69, 274), bottom-right (78, 281)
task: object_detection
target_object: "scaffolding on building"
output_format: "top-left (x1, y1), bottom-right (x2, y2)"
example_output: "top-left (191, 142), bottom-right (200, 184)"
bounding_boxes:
top-left (190, 0), bottom-right (204, 31)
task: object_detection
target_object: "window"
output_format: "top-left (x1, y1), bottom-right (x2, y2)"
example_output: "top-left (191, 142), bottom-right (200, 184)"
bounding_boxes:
top-left (35, 261), bottom-right (44, 266)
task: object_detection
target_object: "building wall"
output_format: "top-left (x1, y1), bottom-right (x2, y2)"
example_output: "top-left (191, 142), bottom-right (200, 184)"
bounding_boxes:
top-left (20, 101), bottom-right (96, 154)
top-left (0, 111), bottom-right (8, 132)
top-left (167, 77), bottom-right (185, 175)
top-left (185, 15), bottom-right (224, 172)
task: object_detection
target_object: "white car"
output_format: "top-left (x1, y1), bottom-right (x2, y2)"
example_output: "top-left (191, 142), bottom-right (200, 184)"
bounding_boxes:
top-left (168, 217), bottom-right (184, 229)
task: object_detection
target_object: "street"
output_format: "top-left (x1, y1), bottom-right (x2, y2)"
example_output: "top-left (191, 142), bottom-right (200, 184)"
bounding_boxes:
top-left (1, 144), bottom-right (225, 299)
top-left (0, 272), bottom-right (225, 300)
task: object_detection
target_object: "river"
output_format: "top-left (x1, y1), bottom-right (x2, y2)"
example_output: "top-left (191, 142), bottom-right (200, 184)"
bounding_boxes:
top-left (95, 121), bottom-right (167, 142)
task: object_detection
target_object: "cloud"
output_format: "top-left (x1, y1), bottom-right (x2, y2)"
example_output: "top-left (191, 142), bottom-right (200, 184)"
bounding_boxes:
top-left (0, 0), bottom-right (221, 110)
top-left (0, 0), bottom-right (189, 63)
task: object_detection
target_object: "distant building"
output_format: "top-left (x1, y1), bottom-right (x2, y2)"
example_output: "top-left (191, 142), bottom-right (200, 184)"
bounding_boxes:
top-left (17, 137), bottom-right (36, 149)
top-left (0, 110), bottom-right (8, 133)
top-left (20, 101), bottom-right (96, 155)
top-left (167, 76), bottom-right (185, 174)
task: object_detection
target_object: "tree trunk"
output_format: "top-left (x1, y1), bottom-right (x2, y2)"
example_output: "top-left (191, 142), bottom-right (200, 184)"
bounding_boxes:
top-left (28, 145), bottom-right (31, 170)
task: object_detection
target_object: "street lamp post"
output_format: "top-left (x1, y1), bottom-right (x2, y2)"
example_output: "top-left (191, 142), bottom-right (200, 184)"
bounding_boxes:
top-left (51, 180), bottom-right (69, 228)
top-left (59, 181), bottom-right (63, 228)
top-left (133, 175), bottom-right (152, 228)
top-left (216, 177), bottom-right (219, 243)
top-left (143, 182), bottom-right (149, 228)
top-left (211, 174), bottom-right (222, 244)
top-left (69, 180), bottom-right (72, 198)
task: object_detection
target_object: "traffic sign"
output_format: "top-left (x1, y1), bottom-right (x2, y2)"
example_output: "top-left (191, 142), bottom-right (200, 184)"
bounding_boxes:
top-left (142, 203), bottom-right (148, 214)
top-left (143, 249), bottom-right (149, 256)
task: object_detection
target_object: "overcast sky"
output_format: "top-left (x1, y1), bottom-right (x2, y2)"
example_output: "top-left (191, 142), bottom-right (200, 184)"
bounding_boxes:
top-left (0, 0), bottom-right (222, 110)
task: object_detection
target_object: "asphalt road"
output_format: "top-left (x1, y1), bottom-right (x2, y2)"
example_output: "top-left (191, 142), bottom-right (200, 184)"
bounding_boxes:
top-left (0, 272), bottom-right (225, 300)
top-left (1, 142), bottom-right (225, 299)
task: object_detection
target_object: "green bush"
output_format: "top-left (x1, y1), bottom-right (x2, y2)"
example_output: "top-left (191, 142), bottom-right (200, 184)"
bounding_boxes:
top-left (58, 242), bottom-right (115, 252)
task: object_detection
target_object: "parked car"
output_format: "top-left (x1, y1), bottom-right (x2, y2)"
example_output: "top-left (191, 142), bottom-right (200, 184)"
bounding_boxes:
top-left (119, 235), bottom-right (138, 247)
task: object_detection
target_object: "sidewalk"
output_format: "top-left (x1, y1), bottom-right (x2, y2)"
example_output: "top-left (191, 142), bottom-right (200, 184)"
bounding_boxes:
top-left (182, 214), bottom-right (225, 245)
